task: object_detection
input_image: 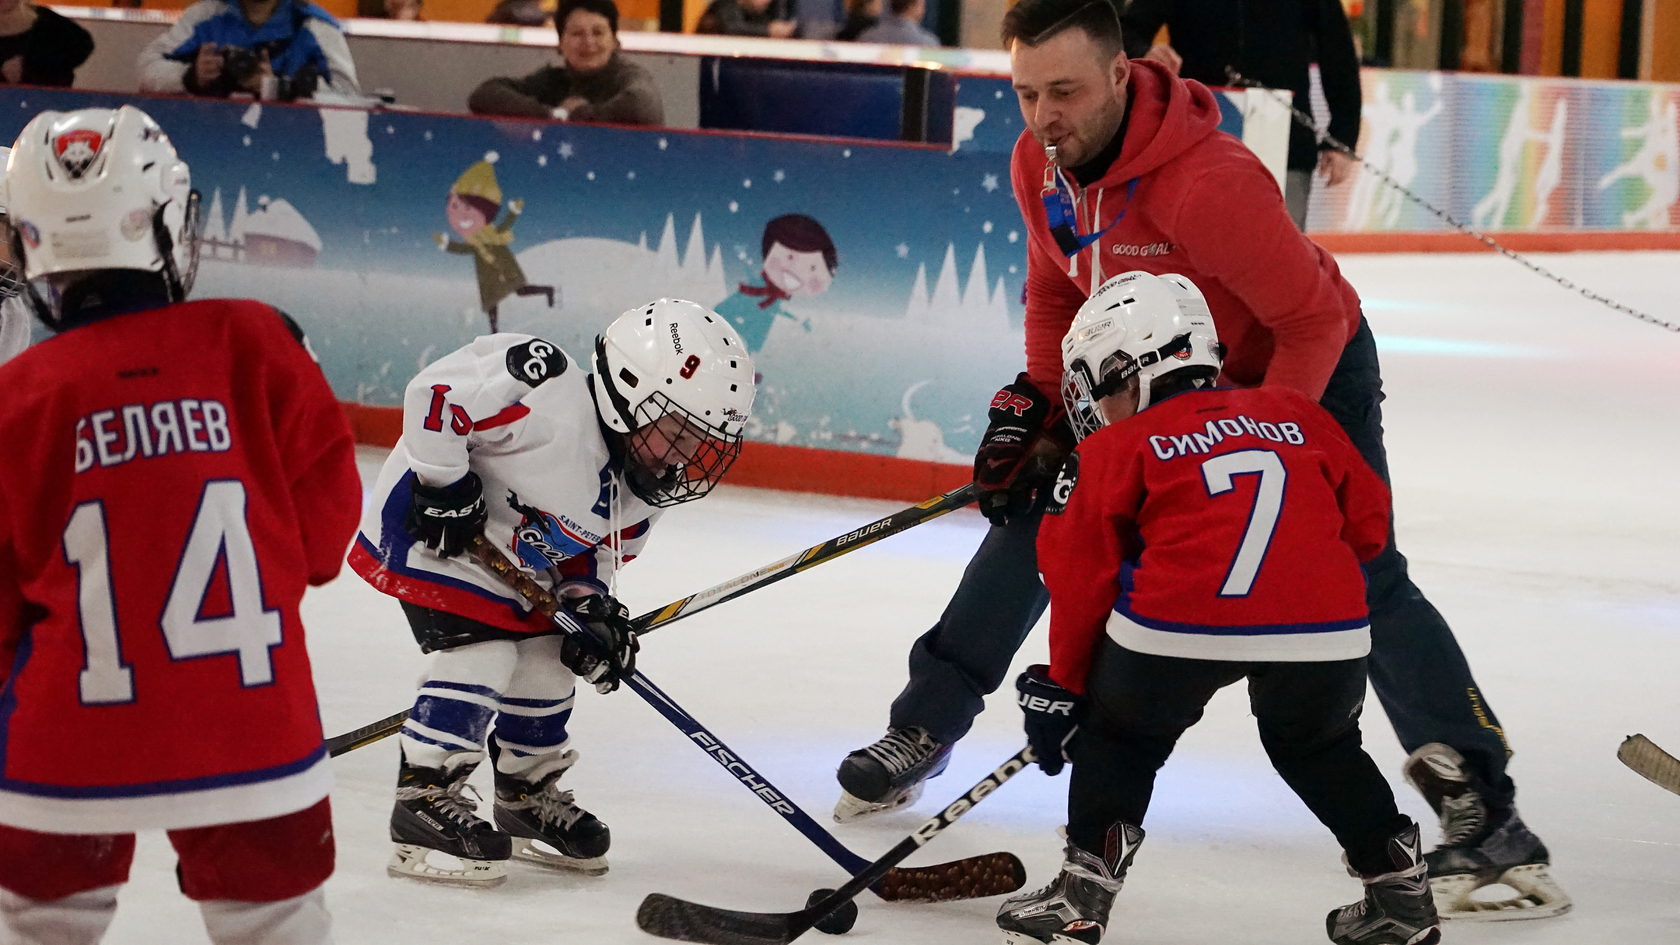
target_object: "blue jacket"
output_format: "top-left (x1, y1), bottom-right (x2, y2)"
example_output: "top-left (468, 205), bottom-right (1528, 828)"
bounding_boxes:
top-left (138, 0), bottom-right (360, 96)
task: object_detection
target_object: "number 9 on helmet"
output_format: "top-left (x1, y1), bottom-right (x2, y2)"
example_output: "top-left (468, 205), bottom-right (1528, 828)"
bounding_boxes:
top-left (1060, 271), bottom-right (1224, 440)
top-left (590, 299), bottom-right (757, 507)
top-left (1, 106), bottom-right (200, 330)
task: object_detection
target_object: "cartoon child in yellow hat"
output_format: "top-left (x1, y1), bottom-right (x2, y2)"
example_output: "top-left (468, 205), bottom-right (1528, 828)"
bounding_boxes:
top-left (435, 153), bottom-right (556, 332)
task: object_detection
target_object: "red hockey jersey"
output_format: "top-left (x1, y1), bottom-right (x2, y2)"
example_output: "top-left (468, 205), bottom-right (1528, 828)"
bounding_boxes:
top-left (0, 300), bottom-right (361, 833)
top-left (1038, 387), bottom-right (1390, 695)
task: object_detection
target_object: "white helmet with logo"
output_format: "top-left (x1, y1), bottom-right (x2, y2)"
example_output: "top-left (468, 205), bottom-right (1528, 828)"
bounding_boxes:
top-left (590, 298), bottom-right (757, 506)
top-left (1060, 270), bottom-right (1223, 439)
top-left (3, 106), bottom-right (199, 327)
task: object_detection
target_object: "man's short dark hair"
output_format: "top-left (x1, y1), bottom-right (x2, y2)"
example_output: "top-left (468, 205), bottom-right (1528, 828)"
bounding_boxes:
top-left (557, 0), bottom-right (619, 37)
top-left (762, 214), bottom-right (838, 274)
top-left (1000, 0), bottom-right (1124, 55)
top-left (887, 0), bottom-right (918, 15)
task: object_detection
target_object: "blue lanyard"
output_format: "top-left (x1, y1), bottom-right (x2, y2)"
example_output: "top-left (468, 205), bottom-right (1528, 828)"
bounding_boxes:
top-left (1041, 165), bottom-right (1138, 258)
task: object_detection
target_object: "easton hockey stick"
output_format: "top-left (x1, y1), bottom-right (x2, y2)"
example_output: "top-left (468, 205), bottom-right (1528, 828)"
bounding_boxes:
top-left (637, 746), bottom-right (1036, 945)
top-left (467, 535), bottom-right (1022, 903)
top-left (323, 482), bottom-right (978, 754)
top-left (1619, 734), bottom-right (1680, 796)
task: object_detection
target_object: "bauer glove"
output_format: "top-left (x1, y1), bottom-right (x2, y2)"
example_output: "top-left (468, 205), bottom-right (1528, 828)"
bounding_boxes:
top-left (405, 471), bottom-right (487, 559)
top-left (1016, 664), bottom-right (1083, 776)
top-left (561, 593), bottom-right (640, 694)
top-left (974, 373), bottom-right (1070, 527)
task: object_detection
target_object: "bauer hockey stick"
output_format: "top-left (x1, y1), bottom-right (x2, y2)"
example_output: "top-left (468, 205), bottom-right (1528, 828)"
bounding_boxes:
top-left (323, 482), bottom-right (978, 754)
top-left (467, 535), bottom-right (1024, 904)
top-left (637, 746), bottom-right (1036, 945)
top-left (1618, 734), bottom-right (1680, 796)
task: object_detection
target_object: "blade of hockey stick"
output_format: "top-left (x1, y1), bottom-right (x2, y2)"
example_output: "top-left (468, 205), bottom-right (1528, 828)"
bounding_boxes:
top-left (322, 483), bottom-right (976, 757)
top-left (325, 709), bottom-right (409, 757)
top-left (468, 536), bottom-right (1024, 903)
top-left (634, 482), bottom-right (978, 635)
top-left (1619, 734), bottom-right (1680, 795)
top-left (637, 746), bottom-right (1035, 945)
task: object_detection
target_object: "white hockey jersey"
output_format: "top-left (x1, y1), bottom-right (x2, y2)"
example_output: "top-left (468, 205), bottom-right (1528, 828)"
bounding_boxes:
top-left (350, 334), bottom-right (660, 632)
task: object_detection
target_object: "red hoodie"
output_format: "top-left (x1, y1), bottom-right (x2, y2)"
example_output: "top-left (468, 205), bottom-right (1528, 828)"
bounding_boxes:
top-left (1012, 59), bottom-right (1361, 400)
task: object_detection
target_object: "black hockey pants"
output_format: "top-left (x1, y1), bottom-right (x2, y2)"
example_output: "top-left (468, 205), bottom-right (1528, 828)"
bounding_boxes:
top-left (886, 315), bottom-right (1519, 812)
top-left (1066, 639), bottom-right (1413, 877)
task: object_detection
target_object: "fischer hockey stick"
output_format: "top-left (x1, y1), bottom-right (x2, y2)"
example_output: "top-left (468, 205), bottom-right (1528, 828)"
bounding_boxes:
top-left (467, 535), bottom-right (1022, 903)
top-left (323, 482), bottom-right (977, 755)
top-left (637, 746), bottom-right (1036, 945)
top-left (1619, 734), bottom-right (1680, 796)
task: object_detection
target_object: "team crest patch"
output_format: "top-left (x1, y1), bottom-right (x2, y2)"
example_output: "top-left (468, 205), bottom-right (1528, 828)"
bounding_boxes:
top-left (505, 338), bottom-right (566, 388)
top-left (1045, 452), bottom-right (1079, 515)
top-left (53, 129), bottom-right (105, 180)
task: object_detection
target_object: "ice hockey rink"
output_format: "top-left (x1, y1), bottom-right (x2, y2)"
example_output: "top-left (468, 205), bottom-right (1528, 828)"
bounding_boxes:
top-left (103, 250), bottom-right (1678, 944)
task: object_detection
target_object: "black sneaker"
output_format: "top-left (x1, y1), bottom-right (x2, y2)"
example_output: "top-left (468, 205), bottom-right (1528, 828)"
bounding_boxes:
top-left (388, 757), bottom-right (512, 886)
top-left (1327, 823), bottom-right (1441, 945)
top-left (833, 726), bottom-right (951, 821)
top-left (494, 753), bottom-right (611, 875)
top-left (996, 826), bottom-right (1141, 945)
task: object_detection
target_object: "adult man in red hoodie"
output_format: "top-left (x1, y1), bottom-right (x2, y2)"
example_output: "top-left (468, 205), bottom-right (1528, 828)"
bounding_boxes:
top-left (834, 0), bottom-right (1569, 922)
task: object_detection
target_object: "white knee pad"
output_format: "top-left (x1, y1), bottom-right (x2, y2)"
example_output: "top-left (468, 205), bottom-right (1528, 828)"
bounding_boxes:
top-left (0, 885), bottom-right (120, 945)
top-left (199, 888), bottom-right (333, 945)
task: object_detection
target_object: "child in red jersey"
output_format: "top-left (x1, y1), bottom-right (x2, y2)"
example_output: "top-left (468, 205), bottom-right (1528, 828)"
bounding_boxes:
top-left (0, 106), bottom-right (359, 944)
top-left (998, 271), bottom-right (1440, 945)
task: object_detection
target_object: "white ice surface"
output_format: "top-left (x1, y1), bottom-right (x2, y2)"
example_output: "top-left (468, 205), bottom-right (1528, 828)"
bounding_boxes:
top-left (103, 252), bottom-right (1680, 944)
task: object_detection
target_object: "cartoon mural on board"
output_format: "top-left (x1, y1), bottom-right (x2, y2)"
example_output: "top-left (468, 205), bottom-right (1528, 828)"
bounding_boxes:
top-left (436, 154), bottom-right (557, 332)
top-left (714, 213), bottom-right (837, 355)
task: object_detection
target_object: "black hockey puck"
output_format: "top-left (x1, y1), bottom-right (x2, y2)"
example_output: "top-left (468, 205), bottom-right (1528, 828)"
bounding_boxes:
top-left (805, 889), bottom-right (858, 935)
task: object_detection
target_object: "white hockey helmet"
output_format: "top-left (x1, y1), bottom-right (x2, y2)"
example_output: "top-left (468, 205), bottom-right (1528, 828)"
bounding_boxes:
top-left (3, 106), bottom-right (200, 327)
top-left (1061, 270), bottom-right (1223, 439)
top-left (590, 298), bottom-right (757, 506)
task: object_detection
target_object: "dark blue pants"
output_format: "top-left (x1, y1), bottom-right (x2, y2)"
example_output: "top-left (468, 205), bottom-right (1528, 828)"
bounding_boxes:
top-left (888, 316), bottom-right (1518, 811)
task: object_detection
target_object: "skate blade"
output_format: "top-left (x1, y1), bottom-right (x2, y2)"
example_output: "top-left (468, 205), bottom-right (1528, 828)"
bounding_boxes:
top-left (1431, 864), bottom-right (1572, 921)
top-left (512, 838), bottom-right (609, 876)
top-left (387, 843), bottom-right (508, 887)
top-left (832, 783), bottom-right (925, 823)
top-left (999, 929), bottom-right (1100, 945)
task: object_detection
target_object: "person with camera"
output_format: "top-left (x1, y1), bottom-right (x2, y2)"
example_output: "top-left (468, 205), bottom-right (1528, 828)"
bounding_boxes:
top-left (138, 0), bottom-right (360, 101)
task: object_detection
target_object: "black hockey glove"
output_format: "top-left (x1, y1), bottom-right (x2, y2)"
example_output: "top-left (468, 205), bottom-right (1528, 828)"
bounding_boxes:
top-left (1017, 664), bottom-right (1083, 776)
top-left (560, 593), bottom-right (640, 694)
top-left (974, 373), bottom-right (1070, 527)
top-left (405, 472), bottom-right (487, 559)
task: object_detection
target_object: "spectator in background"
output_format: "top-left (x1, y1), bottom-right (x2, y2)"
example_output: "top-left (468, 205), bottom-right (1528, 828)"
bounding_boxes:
top-left (469, 0), bottom-right (663, 125)
top-left (383, 0), bottom-right (423, 20)
top-left (0, 0), bottom-right (94, 87)
top-left (856, 0), bottom-right (937, 45)
top-left (1120, 0), bottom-right (1360, 230)
top-left (138, 0), bottom-right (361, 100)
top-left (834, 0), bottom-right (879, 41)
top-left (485, 0), bottom-right (550, 27)
top-left (696, 0), bottom-right (797, 39)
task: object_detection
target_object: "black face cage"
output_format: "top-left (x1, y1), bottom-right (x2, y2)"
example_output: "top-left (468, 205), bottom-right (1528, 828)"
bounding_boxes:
top-left (622, 391), bottom-right (744, 508)
top-left (0, 216), bottom-right (19, 303)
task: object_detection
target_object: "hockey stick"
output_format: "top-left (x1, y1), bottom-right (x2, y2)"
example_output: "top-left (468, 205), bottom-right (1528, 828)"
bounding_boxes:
top-left (322, 482), bottom-right (977, 755)
top-left (467, 534), bottom-right (1023, 903)
top-left (1618, 734), bottom-right (1680, 796)
top-left (637, 746), bottom-right (1036, 945)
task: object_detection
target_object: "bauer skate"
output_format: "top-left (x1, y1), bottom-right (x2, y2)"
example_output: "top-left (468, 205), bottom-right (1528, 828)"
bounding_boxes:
top-left (1327, 823), bottom-right (1441, 945)
top-left (1404, 742), bottom-right (1570, 920)
top-left (996, 825), bottom-right (1141, 945)
top-left (494, 751), bottom-right (611, 875)
top-left (388, 757), bottom-right (512, 887)
top-left (833, 725), bottom-right (951, 822)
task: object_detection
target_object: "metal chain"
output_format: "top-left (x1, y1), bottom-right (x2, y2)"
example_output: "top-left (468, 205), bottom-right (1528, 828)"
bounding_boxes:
top-left (1225, 70), bottom-right (1680, 333)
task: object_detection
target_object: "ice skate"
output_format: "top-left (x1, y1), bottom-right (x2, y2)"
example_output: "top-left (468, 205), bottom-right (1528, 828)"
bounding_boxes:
top-left (996, 826), bottom-right (1141, 945)
top-left (1327, 823), bottom-right (1441, 945)
top-left (388, 757), bottom-right (512, 887)
top-left (833, 726), bottom-right (951, 822)
top-left (1404, 743), bottom-right (1570, 920)
top-left (494, 751), bottom-right (612, 875)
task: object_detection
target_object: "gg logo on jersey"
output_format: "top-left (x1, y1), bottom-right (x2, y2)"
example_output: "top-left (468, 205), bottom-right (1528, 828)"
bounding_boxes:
top-left (1046, 452), bottom-right (1079, 515)
top-left (505, 338), bottom-right (567, 388)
